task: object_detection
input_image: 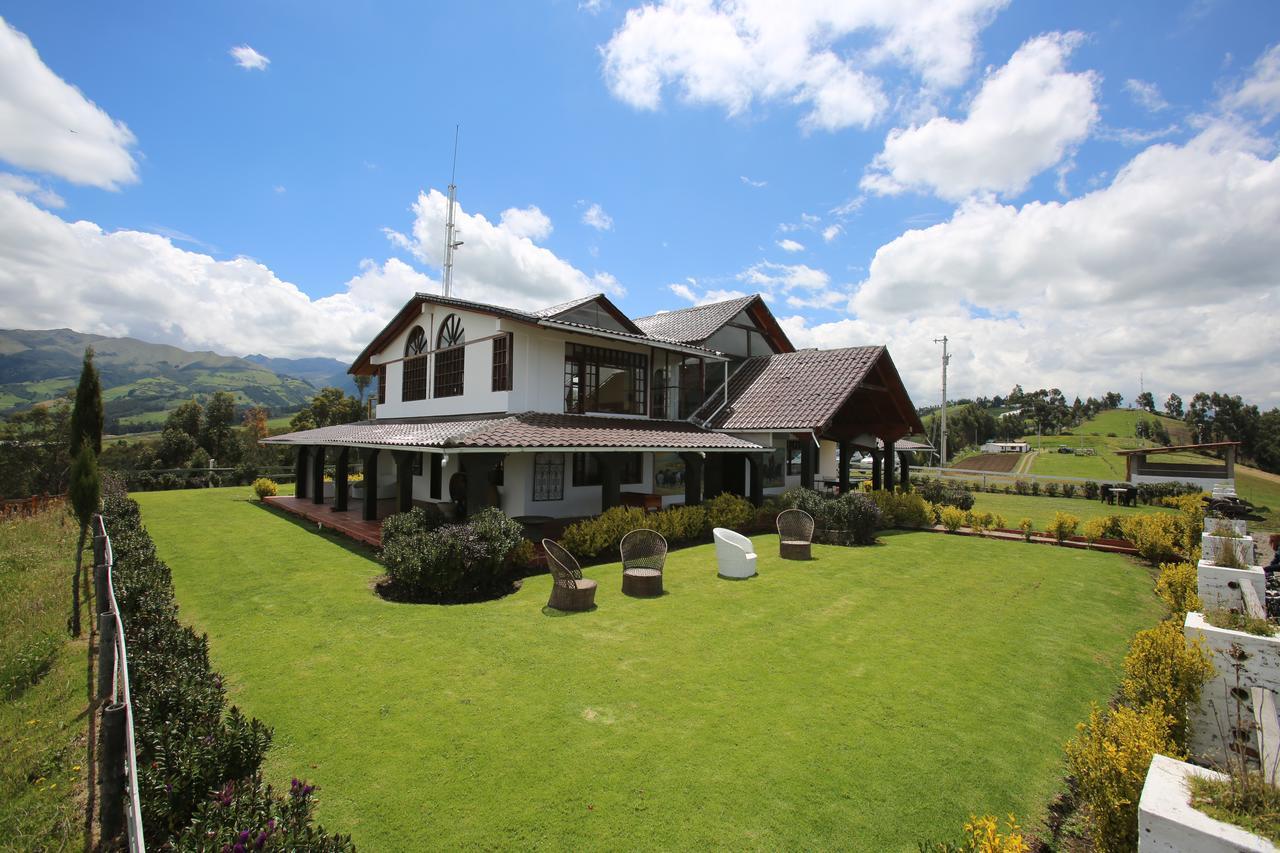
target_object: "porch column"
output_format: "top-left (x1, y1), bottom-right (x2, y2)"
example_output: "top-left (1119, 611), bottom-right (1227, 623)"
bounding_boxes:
top-left (333, 447), bottom-right (350, 512)
top-left (461, 453), bottom-right (505, 519)
top-left (883, 439), bottom-right (896, 491)
top-left (800, 441), bottom-right (815, 491)
top-left (310, 445), bottom-right (325, 505)
top-left (391, 450), bottom-right (415, 514)
top-left (359, 449), bottom-right (379, 521)
top-left (1226, 445), bottom-right (1236, 482)
top-left (679, 452), bottom-right (703, 506)
top-left (746, 453), bottom-right (765, 507)
top-left (594, 453), bottom-right (622, 512)
top-left (294, 446), bottom-right (309, 499)
top-left (898, 450), bottom-right (912, 492)
top-left (704, 453), bottom-right (724, 499)
top-left (871, 450), bottom-right (882, 491)
top-left (838, 440), bottom-right (851, 495)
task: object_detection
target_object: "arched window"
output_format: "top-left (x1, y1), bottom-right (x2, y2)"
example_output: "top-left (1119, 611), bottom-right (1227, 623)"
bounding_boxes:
top-left (402, 325), bottom-right (428, 401)
top-left (434, 314), bottom-right (465, 398)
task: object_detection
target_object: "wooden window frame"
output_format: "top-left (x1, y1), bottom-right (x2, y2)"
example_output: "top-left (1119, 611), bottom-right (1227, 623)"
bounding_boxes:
top-left (491, 332), bottom-right (513, 392)
top-left (433, 314), bottom-right (465, 399)
top-left (562, 343), bottom-right (648, 416)
top-left (532, 453), bottom-right (564, 502)
top-left (376, 366), bottom-right (387, 405)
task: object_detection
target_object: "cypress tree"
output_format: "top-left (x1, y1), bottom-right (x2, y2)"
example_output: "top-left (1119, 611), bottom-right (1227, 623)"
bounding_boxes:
top-left (70, 347), bottom-right (103, 457)
top-left (67, 347), bottom-right (103, 637)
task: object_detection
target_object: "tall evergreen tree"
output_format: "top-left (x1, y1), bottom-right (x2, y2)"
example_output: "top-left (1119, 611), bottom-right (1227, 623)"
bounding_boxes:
top-left (69, 347), bottom-right (103, 456)
top-left (67, 348), bottom-right (103, 638)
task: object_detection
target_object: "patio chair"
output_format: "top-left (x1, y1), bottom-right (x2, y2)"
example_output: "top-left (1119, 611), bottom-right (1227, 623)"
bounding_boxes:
top-left (1099, 482), bottom-right (1114, 505)
top-left (713, 528), bottom-right (757, 579)
top-left (776, 509), bottom-right (814, 560)
top-left (542, 539), bottom-right (597, 612)
top-left (619, 528), bottom-right (667, 597)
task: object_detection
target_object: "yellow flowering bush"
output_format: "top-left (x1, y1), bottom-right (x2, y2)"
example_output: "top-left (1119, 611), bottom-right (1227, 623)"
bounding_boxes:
top-left (250, 478), bottom-right (277, 500)
top-left (1121, 620), bottom-right (1214, 747)
top-left (1154, 560), bottom-right (1201, 618)
top-left (1018, 517), bottom-right (1034, 542)
top-left (1048, 511), bottom-right (1079, 545)
top-left (940, 505), bottom-right (966, 533)
top-left (1121, 512), bottom-right (1183, 564)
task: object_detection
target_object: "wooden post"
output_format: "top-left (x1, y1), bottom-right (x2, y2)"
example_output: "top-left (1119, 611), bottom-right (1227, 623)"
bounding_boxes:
top-left (679, 452), bottom-right (703, 506)
top-left (360, 449), bottom-right (379, 521)
top-left (310, 446), bottom-right (325, 506)
top-left (97, 615), bottom-right (116, 702)
top-left (871, 450), bottom-right (882, 490)
top-left (747, 453), bottom-right (764, 507)
top-left (884, 439), bottom-right (896, 491)
top-left (838, 440), bottom-right (851, 495)
top-left (99, 701), bottom-right (127, 842)
top-left (93, 560), bottom-right (109, 618)
top-left (595, 453), bottom-right (622, 512)
top-left (898, 450), bottom-right (912, 491)
top-left (391, 450), bottom-right (415, 514)
top-left (333, 448), bottom-right (350, 512)
top-left (294, 447), bottom-right (308, 499)
top-left (704, 453), bottom-right (724, 499)
top-left (800, 442), bottom-right (815, 491)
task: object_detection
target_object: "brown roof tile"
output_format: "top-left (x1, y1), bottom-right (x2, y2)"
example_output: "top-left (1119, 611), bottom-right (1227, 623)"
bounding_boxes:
top-left (632, 295), bottom-right (758, 343)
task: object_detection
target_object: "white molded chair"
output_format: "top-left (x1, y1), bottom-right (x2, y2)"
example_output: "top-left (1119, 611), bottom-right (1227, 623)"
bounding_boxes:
top-left (713, 527), bottom-right (757, 579)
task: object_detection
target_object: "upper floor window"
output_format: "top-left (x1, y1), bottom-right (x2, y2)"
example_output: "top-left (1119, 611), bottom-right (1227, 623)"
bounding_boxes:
top-left (402, 326), bottom-right (428, 402)
top-left (492, 332), bottom-right (512, 392)
top-left (563, 343), bottom-right (647, 415)
top-left (376, 365), bottom-right (386, 405)
top-left (434, 314), bottom-right (465, 398)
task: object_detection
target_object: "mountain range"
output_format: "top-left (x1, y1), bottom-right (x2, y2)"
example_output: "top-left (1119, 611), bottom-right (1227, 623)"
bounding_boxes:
top-left (0, 329), bottom-right (354, 432)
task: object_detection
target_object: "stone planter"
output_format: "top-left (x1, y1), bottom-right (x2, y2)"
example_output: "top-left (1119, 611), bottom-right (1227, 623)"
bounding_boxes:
top-left (1206, 517), bottom-right (1249, 538)
top-left (1197, 560), bottom-right (1266, 612)
top-left (1203, 533), bottom-right (1257, 568)
top-left (1184, 611), bottom-right (1280, 767)
top-left (1138, 754), bottom-right (1278, 852)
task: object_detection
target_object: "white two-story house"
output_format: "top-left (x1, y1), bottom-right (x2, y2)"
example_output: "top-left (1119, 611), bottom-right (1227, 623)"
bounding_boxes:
top-left (263, 292), bottom-right (924, 525)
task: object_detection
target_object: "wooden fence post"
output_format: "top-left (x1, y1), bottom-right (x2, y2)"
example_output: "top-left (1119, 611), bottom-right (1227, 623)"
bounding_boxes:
top-left (97, 615), bottom-right (116, 702)
top-left (99, 701), bottom-right (127, 842)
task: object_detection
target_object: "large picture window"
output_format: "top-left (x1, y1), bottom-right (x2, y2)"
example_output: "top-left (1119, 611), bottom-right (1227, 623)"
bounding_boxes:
top-left (563, 343), bottom-right (647, 415)
top-left (532, 453), bottom-right (564, 502)
top-left (434, 314), bottom-right (465, 398)
top-left (492, 332), bottom-right (512, 392)
top-left (786, 440), bottom-right (804, 476)
top-left (402, 326), bottom-right (428, 402)
top-left (572, 452), bottom-right (643, 487)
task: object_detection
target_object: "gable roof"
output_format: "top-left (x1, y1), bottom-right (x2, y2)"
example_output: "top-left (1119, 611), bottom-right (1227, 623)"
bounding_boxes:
top-left (633, 294), bottom-right (795, 352)
top-left (692, 346), bottom-right (925, 436)
top-left (529, 293), bottom-right (645, 335)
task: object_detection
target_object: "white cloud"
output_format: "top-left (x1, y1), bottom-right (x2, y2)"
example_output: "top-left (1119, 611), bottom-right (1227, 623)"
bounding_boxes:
top-left (1124, 78), bottom-right (1168, 112)
top-left (776, 238), bottom-right (805, 252)
top-left (822, 224), bottom-right (843, 242)
top-left (581, 201), bottom-right (613, 231)
top-left (230, 45), bottom-right (270, 71)
top-left (829, 120), bottom-right (1280, 406)
top-left (387, 189), bottom-right (625, 306)
top-left (0, 172), bottom-right (63, 208)
top-left (740, 175), bottom-right (767, 188)
top-left (498, 205), bottom-right (553, 241)
top-left (579, 0), bottom-right (604, 13)
top-left (670, 283), bottom-right (749, 305)
top-left (668, 282), bottom-right (698, 302)
top-left (862, 32), bottom-right (1098, 200)
top-left (0, 18), bottom-right (138, 189)
top-left (739, 260), bottom-right (829, 291)
top-left (273, 184), bottom-right (286, 194)
top-left (600, 0), bottom-right (1008, 132)
top-left (1224, 43), bottom-right (1280, 120)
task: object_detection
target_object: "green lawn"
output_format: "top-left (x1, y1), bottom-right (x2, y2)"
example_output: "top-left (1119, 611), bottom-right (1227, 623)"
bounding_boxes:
top-left (133, 487), bottom-right (1164, 849)
top-left (969, 492), bottom-right (1175, 530)
top-left (1236, 469), bottom-right (1280, 533)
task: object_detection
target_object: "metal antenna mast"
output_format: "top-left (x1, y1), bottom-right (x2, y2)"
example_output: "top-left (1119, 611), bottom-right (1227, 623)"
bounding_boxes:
top-left (934, 335), bottom-right (950, 466)
top-left (442, 125), bottom-right (463, 298)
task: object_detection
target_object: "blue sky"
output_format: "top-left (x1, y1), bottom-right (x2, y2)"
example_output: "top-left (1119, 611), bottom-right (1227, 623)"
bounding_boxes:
top-left (0, 1), bottom-right (1277, 406)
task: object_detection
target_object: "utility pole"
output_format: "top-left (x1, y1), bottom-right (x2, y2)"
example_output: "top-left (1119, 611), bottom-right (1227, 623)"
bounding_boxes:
top-left (934, 336), bottom-right (949, 467)
top-left (442, 125), bottom-right (463, 298)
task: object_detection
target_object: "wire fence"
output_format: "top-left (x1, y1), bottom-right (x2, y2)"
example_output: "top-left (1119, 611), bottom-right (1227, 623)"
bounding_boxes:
top-left (92, 513), bottom-right (145, 853)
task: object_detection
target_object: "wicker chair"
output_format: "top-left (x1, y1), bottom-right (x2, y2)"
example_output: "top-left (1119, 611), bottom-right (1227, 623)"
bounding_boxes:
top-left (542, 539), bottom-right (597, 612)
top-left (777, 509), bottom-right (814, 560)
top-left (619, 529), bottom-right (667, 597)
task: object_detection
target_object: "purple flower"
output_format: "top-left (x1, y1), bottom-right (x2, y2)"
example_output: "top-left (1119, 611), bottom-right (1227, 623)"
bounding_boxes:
top-left (255, 831), bottom-right (267, 850)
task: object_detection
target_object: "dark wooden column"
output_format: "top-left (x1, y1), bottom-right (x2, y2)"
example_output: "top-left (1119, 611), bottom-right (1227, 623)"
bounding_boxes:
top-left (294, 446), bottom-right (309, 499)
top-left (898, 450), bottom-right (912, 492)
top-left (461, 453), bottom-right (505, 519)
top-left (594, 453), bottom-right (622, 512)
top-left (746, 453), bottom-right (765, 507)
top-left (359, 449), bottom-right (379, 521)
top-left (704, 453), bottom-right (724, 499)
top-left (391, 450), bottom-right (414, 514)
top-left (871, 449), bottom-right (882, 490)
top-left (838, 440), bottom-right (851, 495)
top-left (884, 439), bottom-right (896, 491)
top-left (310, 445), bottom-right (325, 505)
top-left (332, 447), bottom-right (350, 511)
top-left (429, 453), bottom-right (443, 500)
top-left (800, 440), bottom-right (815, 491)
top-left (679, 452), bottom-right (703, 506)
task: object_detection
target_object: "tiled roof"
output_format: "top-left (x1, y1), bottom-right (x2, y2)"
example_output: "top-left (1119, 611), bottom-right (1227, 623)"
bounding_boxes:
top-left (529, 293), bottom-right (604, 318)
top-left (263, 412), bottom-right (764, 451)
top-left (632, 295), bottom-right (758, 343)
top-left (693, 346), bottom-right (884, 431)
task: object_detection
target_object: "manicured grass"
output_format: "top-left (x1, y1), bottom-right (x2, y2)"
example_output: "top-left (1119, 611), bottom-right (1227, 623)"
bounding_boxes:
top-left (1236, 468), bottom-right (1280, 533)
top-left (1024, 410), bottom-right (1195, 481)
top-left (134, 487), bottom-right (1163, 849)
top-left (969, 491), bottom-right (1174, 531)
top-left (0, 510), bottom-right (87, 850)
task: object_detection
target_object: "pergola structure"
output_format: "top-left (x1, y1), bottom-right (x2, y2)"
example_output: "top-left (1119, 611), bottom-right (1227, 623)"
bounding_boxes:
top-left (1116, 441), bottom-right (1241, 489)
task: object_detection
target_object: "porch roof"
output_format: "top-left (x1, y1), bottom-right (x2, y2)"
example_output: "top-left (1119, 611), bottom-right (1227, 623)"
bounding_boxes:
top-left (262, 411), bottom-right (767, 452)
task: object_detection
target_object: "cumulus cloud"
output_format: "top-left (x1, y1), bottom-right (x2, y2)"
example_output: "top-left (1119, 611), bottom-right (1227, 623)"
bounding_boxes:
top-left (862, 32), bottom-right (1098, 200)
top-left (0, 17), bottom-right (139, 189)
top-left (1124, 78), bottom-right (1168, 112)
top-left (1224, 43), bottom-right (1280, 120)
top-left (669, 283), bottom-right (748, 305)
top-left (387, 189), bottom-right (624, 306)
top-left (0, 172), bottom-right (64, 208)
top-left (229, 45), bottom-right (270, 71)
top-left (498, 205), bottom-right (553, 241)
top-left (600, 0), bottom-right (1008, 132)
top-left (580, 202), bottom-right (613, 231)
top-left (822, 224), bottom-right (843, 242)
top-left (738, 260), bottom-right (829, 292)
top-left (776, 238), bottom-right (805, 252)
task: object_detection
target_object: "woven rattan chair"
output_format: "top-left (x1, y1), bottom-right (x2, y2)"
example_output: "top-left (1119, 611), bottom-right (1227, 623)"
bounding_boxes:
top-left (777, 509), bottom-right (814, 560)
top-left (542, 539), bottom-right (597, 612)
top-left (619, 528), bottom-right (667, 597)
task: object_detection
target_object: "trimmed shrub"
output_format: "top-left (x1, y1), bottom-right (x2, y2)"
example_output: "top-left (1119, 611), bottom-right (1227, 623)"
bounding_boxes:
top-left (1018, 517), bottom-right (1034, 542)
top-left (868, 490), bottom-right (930, 529)
top-left (251, 478), bottom-right (277, 500)
top-left (1080, 517), bottom-right (1108, 547)
top-left (1061, 483), bottom-right (1077, 499)
top-left (922, 814), bottom-right (1030, 852)
top-left (1064, 703), bottom-right (1180, 853)
top-left (1048, 511), bottom-right (1079, 544)
top-left (1121, 513), bottom-right (1183, 564)
top-left (382, 507), bottom-right (524, 602)
top-left (652, 503), bottom-right (708, 543)
top-left (703, 492), bottom-right (754, 532)
top-left (966, 510), bottom-right (996, 534)
top-left (186, 775), bottom-right (353, 851)
top-left (916, 478), bottom-right (975, 511)
top-left (940, 506), bottom-right (966, 533)
top-left (559, 506), bottom-right (649, 559)
top-left (1029, 481), bottom-right (1040, 496)
top-left (1044, 481), bottom-right (1060, 498)
top-left (1083, 480), bottom-right (1099, 500)
top-left (1121, 621), bottom-right (1214, 748)
top-left (1155, 561), bottom-right (1200, 618)
top-left (1013, 479), bottom-right (1030, 496)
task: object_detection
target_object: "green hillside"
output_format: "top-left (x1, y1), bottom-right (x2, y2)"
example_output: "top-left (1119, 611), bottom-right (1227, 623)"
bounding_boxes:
top-left (0, 329), bottom-right (319, 429)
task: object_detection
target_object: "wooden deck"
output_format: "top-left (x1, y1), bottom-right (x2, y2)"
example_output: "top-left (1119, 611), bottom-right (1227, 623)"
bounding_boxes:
top-left (262, 495), bottom-right (395, 547)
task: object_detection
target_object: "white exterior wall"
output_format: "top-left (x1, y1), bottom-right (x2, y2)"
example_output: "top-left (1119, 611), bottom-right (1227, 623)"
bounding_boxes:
top-left (1133, 472), bottom-right (1233, 491)
top-left (501, 451), bottom-right (657, 519)
top-left (1139, 755), bottom-right (1277, 852)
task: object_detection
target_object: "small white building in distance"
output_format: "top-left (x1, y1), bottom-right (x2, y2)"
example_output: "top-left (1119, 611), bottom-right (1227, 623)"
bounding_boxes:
top-left (980, 441), bottom-right (1030, 454)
